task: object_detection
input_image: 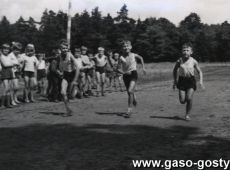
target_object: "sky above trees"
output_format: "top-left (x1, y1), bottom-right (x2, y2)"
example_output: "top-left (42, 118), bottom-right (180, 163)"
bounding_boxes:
top-left (0, 0), bottom-right (230, 25)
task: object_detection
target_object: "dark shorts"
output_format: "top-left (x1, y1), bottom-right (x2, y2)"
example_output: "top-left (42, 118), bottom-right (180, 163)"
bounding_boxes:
top-left (1, 67), bottom-right (13, 80)
top-left (24, 71), bottom-right (35, 78)
top-left (177, 76), bottom-right (197, 91)
top-left (87, 68), bottom-right (94, 77)
top-left (37, 69), bottom-right (47, 81)
top-left (14, 71), bottom-right (21, 79)
top-left (123, 70), bottom-right (138, 89)
top-left (95, 66), bottom-right (106, 74)
top-left (63, 71), bottom-right (75, 83)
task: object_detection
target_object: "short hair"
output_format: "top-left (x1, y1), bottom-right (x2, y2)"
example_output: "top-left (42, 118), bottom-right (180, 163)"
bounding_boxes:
top-left (182, 42), bottom-right (193, 49)
top-left (122, 40), bottom-right (132, 46)
top-left (59, 39), bottom-right (68, 48)
top-left (75, 48), bottom-right (81, 53)
top-left (81, 46), bottom-right (87, 51)
top-left (98, 47), bottom-right (104, 51)
top-left (2, 43), bottom-right (10, 49)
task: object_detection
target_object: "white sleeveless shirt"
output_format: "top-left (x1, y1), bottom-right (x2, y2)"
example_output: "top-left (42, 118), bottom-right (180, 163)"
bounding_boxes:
top-left (120, 53), bottom-right (137, 73)
top-left (94, 54), bottom-right (107, 67)
top-left (178, 57), bottom-right (197, 77)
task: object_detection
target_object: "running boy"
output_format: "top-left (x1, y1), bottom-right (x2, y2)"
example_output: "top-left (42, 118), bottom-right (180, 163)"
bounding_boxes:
top-left (173, 43), bottom-right (205, 121)
top-left (119, 41), bottom-right (146, 118)
top-left (59, 41), bottom-right (80, 116)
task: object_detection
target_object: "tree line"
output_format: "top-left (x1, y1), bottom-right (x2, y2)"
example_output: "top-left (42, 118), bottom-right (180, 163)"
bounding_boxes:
top-left (0, 4), bottom-right (230, 62)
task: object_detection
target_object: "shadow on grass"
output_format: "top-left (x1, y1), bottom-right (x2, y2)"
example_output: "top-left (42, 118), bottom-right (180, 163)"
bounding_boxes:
top-left (39, 112), bottom-right (66, 116)
top-left (150, 115), bottom-right (185, 121)
top-left (0, 124), bottom-right (230, 170)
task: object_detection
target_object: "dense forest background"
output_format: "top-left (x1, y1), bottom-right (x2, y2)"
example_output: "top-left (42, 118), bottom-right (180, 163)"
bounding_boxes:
top-left (0, 4), bottom-right (230, 62)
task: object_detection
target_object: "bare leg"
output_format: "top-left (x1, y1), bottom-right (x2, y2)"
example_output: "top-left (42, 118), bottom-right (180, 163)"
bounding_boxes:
top-left (179, 90), bottom-right (186, 104)
top-left (101, 73), bottom-right (106, 96)
top-left (29, 77), bottom-right (36, 102)
top-left (124, 80), bottom-right (136, 118)
top-left (61, 79), bottom-right (72, 116)
top-left (96, 72), bottom-right (101, 97)
top-left (185, 88), bottom-right (194, 120)
top-left (24, 76), bottom-right (30, 103)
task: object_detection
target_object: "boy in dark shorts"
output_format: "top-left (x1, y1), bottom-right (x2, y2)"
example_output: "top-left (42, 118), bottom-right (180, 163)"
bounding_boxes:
top-left (118, 41), bottom-right (146, 118)
top-left (59, 41), bottom-right (80, 116)
top-left (173, 43), bottom-right (205, 121)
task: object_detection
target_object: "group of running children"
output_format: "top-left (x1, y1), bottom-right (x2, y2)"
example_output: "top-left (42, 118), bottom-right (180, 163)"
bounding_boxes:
top-left (0, 40), bottom-right (204, 120)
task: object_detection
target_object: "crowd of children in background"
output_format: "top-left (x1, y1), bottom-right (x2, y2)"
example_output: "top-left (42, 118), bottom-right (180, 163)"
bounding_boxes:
top-left (0, 41), bottom-right (125, 110)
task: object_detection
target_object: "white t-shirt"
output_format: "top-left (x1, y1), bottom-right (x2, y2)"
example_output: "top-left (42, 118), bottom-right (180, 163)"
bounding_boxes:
top-left (0, 53), bottom-right (14, 68)
top-left (22, 54), bottom-right (39, 72)
top-left (178, 57), bottom-right (197, 77)
top-left (37, 60), bottom-right (46, 70)
top-left (120, 53), bottom-right (137, 73)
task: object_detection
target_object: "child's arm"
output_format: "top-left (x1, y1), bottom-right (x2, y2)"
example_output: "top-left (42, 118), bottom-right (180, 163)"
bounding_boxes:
top-left (173, 62), bottom-right (180, 89)
top-left (194, 61), bottom-right (205, 89)
top-left (135, 54), bottom-right (146, 74)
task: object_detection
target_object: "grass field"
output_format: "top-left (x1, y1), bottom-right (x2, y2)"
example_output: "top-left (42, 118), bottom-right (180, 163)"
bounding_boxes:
top-left (0, 63), bottom-right (230, 170)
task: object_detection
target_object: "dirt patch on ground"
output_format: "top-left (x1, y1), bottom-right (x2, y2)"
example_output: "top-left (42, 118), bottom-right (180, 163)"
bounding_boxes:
top-left (0, 65), bottom-right (230, 170)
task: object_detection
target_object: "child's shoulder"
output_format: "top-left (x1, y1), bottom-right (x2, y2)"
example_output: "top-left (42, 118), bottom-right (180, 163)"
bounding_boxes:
top-left (189, 57), bottom-right (198, 64)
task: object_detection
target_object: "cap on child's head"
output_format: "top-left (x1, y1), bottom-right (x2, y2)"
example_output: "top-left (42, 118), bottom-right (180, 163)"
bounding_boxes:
top-left (26, 44), bottom-right (35, 52)
top-left (2, 43), bottom-right (10, 49)
top-left (81, 46), bottom-right (87, 51)
top-left (98, 47), bottom-right (104, 51)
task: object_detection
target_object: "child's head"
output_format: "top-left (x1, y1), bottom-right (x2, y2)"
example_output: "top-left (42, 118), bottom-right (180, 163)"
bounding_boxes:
top-left (88, 52), bottom-right (94, 59)
top-left (12, 42), bottom-right (22, 56)
top-left (113, 52), bottom-right (119, 60)
top-left (74, 48), bottom-right (81, 58)
top-left (25, 44), bottom-right (35, 56)
top-left (98, 47), bottom-right (104, 56)
top-left (81, 46), bottom-right (87, 55)
top-left (1, 43), bottom-right (11, 55)
top-left (37, 53), bottom-right (44, 61)
top-left (182, 43), bottom-right (193, 58)
top-left (59, 41), bottom-right (68, 54)
top-left (122, 40), bottom-right (132, 53)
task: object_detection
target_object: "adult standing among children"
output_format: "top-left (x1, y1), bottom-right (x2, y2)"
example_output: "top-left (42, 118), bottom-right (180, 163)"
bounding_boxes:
top-left (173, 43), bottom-right (205, 121)
top-left (118, 41), bottom-right (146, 118)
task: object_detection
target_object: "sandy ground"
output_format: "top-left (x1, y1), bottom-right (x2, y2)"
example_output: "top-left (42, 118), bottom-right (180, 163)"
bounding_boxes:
top-left (0, 65), bottom-right (230, 170)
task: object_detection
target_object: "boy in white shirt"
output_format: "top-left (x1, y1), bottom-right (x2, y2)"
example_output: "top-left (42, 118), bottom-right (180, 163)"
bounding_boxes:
top-left (173, 43), bottom-right (205, 121)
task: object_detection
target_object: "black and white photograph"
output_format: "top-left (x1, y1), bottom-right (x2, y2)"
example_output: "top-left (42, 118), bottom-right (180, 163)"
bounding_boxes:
top-left (0, 0), bottom-right (230, 169)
